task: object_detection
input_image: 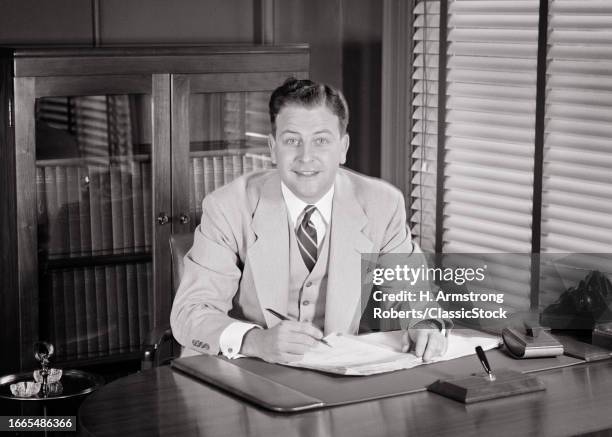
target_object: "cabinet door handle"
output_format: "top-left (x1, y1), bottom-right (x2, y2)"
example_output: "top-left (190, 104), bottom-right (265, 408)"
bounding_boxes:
top-left (179, 213), bottom-right (190, 224)
top-left (157, 212), bottom-right (170, 225)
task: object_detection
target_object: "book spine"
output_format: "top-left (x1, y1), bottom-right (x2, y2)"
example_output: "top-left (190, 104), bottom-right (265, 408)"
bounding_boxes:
top-left (131, 161), bottom-right (145, 251)
top-left (62, 269), bottom-right (77, 359)
top-left (223, 154), bottom-right (233, 185)
top-left (78, 166), bottom-right (92, 255)
top-left (73, 267), bottom-right (87, 359)
top-left (84, 266), bottom-right (98, 357)
top-left (232, 154), bottom-right (242, 181)
top-left (88, 168), bottom-right (102, 253)
top-left (121, 162), bottom-right (134, 253)
top-left (55, 166), bottom-right (69, 255)
top-left (94, 265), bottom-right (109, 356)
top-left (136, 263), bottom-right (149, 345)
top-left (212, 156), bottom-right (223, 191)
top-left (99, 167), bottom-right (113, 253)
top-left (105, 265), bottom-right (119, 353)
top-left (141, 161), bottom-right (152, 250)
top-left (116, 264), bottom-right (129, 353)
top-left (66, 166), bottom-right (81, 256)
top-left (145, 263), bottom-right (153, 336)
top-left (51, 270), bottom-right (65, 359)
top-left (110, 162), bottom-right (124, 254)
top-left (242, 154), bottom-right (253, 175)
top-left (203, 156), bottom-right (213, 197)
top-left (126, 264), bottom-right (139, 350)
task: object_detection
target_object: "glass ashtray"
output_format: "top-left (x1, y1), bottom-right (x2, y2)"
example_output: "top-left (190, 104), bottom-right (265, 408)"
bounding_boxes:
top-left (33, 368), bottom-right (62, 384)
top-left (10, 381), bottom-right (41, 397)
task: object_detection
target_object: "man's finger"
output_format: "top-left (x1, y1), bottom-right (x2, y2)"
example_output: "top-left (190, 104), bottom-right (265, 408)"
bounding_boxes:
top-left (401, 330), bottom-right (411, 353)
top-left (414, 332), bottom-right (427, 358)
top-left (422, 338), bottom-right (439, 362)
top-left (423, 334), bottom-right (446, 362)
top-left (289, 322), bottom-right (323, 340)
top-left (285, 332), bottom-right (318, 348)
top-left (282, 340), bottom-right (314, 355)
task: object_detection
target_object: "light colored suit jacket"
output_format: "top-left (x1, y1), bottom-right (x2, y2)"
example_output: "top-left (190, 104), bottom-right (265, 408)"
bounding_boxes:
top-left (170, 168), bottom-right (433, 355)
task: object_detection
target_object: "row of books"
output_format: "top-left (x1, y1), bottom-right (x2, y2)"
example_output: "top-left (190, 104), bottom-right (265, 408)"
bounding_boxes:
top-left (42, 262), bottom-right (152, 361)
top-left (37, 156), bottom-right (153, 257)
top-left (189, 150), bottom-right (275, 220)
top-left (36, 150), bottom-right (273, 257)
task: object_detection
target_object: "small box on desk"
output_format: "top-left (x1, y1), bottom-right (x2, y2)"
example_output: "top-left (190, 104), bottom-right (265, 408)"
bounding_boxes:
top-left (593, 322), bottom-right (612, 351)
top-left (427, 369), bottom-right (545, 404)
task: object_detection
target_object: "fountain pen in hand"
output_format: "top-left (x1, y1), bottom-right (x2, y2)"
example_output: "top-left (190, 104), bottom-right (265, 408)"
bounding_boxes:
top-left (265, 308), bottom-right (332, 347)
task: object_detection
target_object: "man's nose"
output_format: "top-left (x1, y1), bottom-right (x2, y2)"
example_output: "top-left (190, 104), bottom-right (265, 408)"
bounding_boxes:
top-left (297, 141), bottom-right (315, 162)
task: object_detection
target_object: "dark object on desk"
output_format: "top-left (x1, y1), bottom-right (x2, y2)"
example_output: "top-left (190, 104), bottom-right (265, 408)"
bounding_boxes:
top-left (428, 345), bottom-right (545, 403)
top-left (552, 332), bottom-right (612, 362)
top-left (173, 355), bottom-right (324, 412)
top-left (427, 369), bottom-right (545, 404)
top-left (502, 322), bottom-right (564, 358)
top-left (593, 322), bottom-right (612, 350)
top-left (541, 270), bottom-right (612, 330)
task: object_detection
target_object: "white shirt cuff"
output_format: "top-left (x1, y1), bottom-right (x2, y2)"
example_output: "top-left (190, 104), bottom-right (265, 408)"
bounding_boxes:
top-left (219, 321), bottom-right (260, 359)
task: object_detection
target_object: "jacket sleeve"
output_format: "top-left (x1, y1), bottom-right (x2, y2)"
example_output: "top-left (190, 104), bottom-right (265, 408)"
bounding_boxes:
top-left (170, 193), bottom-right (245, 355)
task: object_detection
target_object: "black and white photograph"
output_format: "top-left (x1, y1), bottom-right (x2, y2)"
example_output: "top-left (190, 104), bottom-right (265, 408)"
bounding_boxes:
top-left (1, 1), bottom-right (612, 436)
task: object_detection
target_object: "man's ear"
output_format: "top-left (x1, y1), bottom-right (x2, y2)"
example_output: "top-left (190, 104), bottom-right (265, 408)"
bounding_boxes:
top-left (339, 133), bottom-right (350, 165)
top-left (268, 134), bottom-right (277, 164)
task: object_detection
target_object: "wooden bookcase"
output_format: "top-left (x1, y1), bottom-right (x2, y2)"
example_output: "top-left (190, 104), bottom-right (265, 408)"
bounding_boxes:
top-left (0, 45), bottom-right (309, 373)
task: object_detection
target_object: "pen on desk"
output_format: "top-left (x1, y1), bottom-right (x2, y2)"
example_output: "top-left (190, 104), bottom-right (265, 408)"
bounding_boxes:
top-left (265, 308), bottom-right (332, 347)
top-left (475, 346), bottom-right (496, 381)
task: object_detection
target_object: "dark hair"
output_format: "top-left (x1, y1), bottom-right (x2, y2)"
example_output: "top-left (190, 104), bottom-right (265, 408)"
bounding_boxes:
top-left (269, 78), bottom-right (349, 136)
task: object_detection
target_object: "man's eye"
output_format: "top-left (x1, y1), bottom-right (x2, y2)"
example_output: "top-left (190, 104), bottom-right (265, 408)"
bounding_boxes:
top-left (284, 138), bottom-right (299, 145)
top-left (314, 137), bottom-right (330, 145)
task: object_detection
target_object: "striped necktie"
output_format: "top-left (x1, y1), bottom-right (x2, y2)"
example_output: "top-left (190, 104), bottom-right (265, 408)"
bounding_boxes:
top-left (296, 205), bottom-right (318, 272)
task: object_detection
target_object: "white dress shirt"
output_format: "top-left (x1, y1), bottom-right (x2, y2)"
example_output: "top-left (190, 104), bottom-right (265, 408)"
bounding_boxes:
top-left (219, 183), bottom-right (335, 358)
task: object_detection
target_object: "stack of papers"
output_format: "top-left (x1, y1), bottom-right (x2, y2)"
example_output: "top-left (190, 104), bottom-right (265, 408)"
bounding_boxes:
top-left (286, 329), bottom-right (501, 376)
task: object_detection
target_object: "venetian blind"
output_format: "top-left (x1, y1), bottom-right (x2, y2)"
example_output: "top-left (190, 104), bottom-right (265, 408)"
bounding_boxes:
top-left (411, 0), bottom-right (540, 311)
top-left (442, 0), bottom-right (538, 255)
top-left (539, 0), bottom-right (612, 305)
top-left (542, 0), bottom-right (612, 254)
top-left (410, 0), bottom-right (440, 253)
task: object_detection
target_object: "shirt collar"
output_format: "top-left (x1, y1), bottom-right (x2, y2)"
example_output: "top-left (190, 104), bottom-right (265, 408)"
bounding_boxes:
top-left (280, 182), bottom-right (334, 226)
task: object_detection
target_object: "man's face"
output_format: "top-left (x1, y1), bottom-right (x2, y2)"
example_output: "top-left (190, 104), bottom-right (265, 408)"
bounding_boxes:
top-left (268, 104), bottom-right (350, 203)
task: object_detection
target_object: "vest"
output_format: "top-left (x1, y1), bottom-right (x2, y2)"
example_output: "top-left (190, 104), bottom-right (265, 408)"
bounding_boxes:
top-left (286, 217), bottom-right (331, 332)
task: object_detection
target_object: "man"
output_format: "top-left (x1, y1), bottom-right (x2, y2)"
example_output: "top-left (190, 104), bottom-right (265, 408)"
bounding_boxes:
top-left (171, 78), bottom-right (447, 364)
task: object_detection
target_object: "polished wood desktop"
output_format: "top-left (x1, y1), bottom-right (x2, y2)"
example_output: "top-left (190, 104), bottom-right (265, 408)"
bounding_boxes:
top-left (79, 359), bottom-right (612, 437)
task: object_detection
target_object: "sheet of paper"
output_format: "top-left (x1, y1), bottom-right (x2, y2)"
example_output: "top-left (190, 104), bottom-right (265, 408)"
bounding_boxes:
top-left (285, 329), bottom-right (501, 376)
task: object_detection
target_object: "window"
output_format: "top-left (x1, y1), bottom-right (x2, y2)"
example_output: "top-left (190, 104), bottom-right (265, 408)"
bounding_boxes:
top-left (397, 0), bottom-right (612, 309)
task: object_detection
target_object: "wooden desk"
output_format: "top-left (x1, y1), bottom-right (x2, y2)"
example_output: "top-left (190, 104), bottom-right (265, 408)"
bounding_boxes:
top-left (79, 360), bottom-right (612, 437)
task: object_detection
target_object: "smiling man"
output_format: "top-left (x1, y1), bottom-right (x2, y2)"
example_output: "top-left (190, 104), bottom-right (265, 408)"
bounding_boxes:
top-left (170, 78), bottom-right (447, 364)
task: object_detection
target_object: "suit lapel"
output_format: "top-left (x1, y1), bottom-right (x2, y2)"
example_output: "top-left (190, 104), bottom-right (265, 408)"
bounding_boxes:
top-left (247, 173), bottom-right (289, 328)
top-left (325, 171), bottom-right (374, 334)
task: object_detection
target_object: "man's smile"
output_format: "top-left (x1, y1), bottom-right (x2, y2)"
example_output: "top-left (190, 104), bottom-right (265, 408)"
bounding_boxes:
top-left (293, 170), bottom-right (320, 177)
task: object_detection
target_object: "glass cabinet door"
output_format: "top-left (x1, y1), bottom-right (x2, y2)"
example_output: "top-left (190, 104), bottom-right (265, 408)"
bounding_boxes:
top-left (187, 90), bottom-right (274, 227)
top-left (35, 93), bottom-right (154, 363)
top-left (171, 74), bottom-right (295, 232)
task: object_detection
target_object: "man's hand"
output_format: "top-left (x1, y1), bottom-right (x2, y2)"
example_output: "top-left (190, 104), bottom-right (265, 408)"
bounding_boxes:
top-left (402, 321), bottom-right (447, 362)
top-left (240, 321), bottom-right (323, 363)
